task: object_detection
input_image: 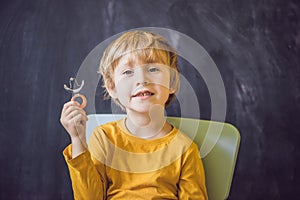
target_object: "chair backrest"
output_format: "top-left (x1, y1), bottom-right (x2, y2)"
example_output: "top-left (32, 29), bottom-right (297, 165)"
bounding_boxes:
top-left (86, 114), bottom-right (240, 200)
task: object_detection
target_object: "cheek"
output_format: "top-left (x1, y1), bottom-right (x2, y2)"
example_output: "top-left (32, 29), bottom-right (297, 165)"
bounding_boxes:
top-left (156, 85), bottom-right (171, 100)
top-left (115, 79), bottom-right (131, 98)
top-left (151, 74), bottom-right (171, 89)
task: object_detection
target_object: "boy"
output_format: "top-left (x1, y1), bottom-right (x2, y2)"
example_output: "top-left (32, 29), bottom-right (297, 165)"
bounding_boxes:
top-left (60, 30), bottom-right (208, 199)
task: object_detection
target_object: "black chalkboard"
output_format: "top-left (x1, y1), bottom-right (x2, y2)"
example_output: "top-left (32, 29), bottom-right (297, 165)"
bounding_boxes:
top-left (1, 0), bottom-right (299, 199)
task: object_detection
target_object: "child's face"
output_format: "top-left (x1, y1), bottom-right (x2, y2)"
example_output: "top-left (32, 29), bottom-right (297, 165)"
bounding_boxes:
top-left (109, 53), bottom-right (174, 113)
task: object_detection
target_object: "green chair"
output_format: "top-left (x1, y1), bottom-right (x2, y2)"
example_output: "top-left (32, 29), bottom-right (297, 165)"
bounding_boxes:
top-left (86, 114), bottom-right (240, 200)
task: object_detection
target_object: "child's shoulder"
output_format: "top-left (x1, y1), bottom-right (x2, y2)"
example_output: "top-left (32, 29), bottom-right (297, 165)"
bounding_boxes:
top-left (173, 128), bottom-right (199, 149)
top-left (92, 118), bottom-right (124, 137)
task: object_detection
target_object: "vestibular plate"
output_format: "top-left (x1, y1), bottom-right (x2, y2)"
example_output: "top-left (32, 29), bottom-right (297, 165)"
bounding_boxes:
top-left (64, 77), bottom-right (87, 108)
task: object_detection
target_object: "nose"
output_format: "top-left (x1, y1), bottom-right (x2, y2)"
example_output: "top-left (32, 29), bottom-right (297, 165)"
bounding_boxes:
top-left (135, 67), bottom-right (149, 86)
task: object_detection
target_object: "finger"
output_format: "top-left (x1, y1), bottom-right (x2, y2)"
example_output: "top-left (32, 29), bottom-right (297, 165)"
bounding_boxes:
top-left (62, 101), bottom-right (80, 113)
top-left (62, 101), bottom-right (77, 110)
top-left (72, 113), bottom-right (87, 127)
top-left (73, 107), bottom-right (88, 121)
top-left (64, 103), bottom-right (83, 117)
top-left (67, 109), bottom-right (88, 123)
top-left (68, 107), bottom-right (87, 118)
top-left (61, 101), bottom-right (76, 124)
top-left (61, 108), bottom-right (79, 127)
top-left (66, 109), bottom-right (81, 121)
top-left (61, 102), bottom-right (78, 119)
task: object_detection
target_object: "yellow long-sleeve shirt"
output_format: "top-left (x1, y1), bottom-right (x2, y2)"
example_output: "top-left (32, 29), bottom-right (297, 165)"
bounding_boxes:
top-left (63, 119), bottom-right (208, 200)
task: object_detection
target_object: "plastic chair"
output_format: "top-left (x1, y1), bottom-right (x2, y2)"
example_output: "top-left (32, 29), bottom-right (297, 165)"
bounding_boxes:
top-left (86, 114), bottom-right (240, 200)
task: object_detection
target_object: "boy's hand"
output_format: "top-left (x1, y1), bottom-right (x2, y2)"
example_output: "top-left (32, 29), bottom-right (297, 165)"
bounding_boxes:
top-left (60, 101), bottom-right (88, 142)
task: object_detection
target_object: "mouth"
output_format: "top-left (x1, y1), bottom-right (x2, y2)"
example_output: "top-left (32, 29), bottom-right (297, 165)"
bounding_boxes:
top-left (132, 90), bottom-right (154, 98)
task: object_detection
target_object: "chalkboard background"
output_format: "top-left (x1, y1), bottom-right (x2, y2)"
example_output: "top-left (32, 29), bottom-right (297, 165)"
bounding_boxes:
top-left (1, 0), bottom-right (299, 199)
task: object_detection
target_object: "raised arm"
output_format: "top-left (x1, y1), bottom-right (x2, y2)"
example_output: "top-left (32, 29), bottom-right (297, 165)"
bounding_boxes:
top-left (61, 101), bottom-right (107, 199)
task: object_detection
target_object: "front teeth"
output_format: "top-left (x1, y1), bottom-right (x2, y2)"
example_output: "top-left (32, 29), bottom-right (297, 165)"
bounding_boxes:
top-left (138, 92), bottom-right (151, 96)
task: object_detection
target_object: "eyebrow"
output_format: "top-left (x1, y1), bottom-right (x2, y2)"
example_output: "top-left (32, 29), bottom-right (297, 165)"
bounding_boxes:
top-left (118, 59), bottom-right (134, 68)
top-left (118, 56), bottom-right (164, 69)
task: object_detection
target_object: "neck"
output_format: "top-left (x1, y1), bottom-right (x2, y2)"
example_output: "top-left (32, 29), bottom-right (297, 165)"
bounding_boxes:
top-left (125, 105), bottom-right (171, 139)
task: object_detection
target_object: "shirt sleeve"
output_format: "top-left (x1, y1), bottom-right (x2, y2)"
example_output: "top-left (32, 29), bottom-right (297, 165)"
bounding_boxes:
top-left (177, 142), bottom-right (208, 200)
top-left (63, 144), bottom-right (107, 200)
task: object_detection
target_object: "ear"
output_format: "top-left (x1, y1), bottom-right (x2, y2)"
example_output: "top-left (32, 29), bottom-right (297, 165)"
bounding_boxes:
top-left (106, 82), bottom-right (118, 99)
top-left (169, 78), bottom-right (179, 95)
top-left (108, 89), bottom-right (117, 99)
top-left (169, 88), bottom-right (176, 94)
top-left (169, 69), bottom-right (180, 94)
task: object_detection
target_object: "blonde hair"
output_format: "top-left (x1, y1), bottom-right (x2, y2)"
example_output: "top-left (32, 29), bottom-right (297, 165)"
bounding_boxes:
top-left (98, 30), bottom-right (180, 108)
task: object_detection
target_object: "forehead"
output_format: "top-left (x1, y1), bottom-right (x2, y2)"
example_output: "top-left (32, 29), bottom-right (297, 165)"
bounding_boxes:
top-left (117, 53), bottom-right (138, 67)
top-left (115, 50), bottom-right (169, 68)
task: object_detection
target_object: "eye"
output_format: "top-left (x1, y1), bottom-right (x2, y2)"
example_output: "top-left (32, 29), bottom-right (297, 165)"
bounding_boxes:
top-left (122, 69), bottom-right (133, 75)
top-left (148, 67), bottom-right (159, 72)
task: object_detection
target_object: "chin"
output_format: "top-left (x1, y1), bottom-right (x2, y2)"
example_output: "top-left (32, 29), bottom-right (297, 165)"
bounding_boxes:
top-left (130, 103), bottom-right (166, 114)
top-left (130, 108), bottom-right (153, 114)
